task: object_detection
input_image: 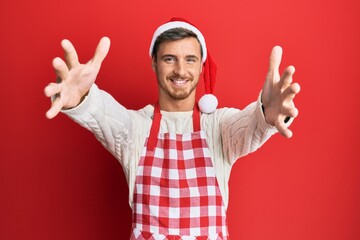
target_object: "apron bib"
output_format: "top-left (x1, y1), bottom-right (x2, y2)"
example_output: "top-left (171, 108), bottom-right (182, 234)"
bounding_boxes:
top-left (130, 103), bottom-right (228, 240)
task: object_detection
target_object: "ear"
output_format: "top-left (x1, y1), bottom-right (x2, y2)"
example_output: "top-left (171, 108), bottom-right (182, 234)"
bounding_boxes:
top-left (151, 57), bottom-right (156, 72)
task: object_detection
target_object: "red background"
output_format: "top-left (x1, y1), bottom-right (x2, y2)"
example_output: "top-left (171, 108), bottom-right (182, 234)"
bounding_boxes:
top-left (1, 0), bottom-right (359, 239)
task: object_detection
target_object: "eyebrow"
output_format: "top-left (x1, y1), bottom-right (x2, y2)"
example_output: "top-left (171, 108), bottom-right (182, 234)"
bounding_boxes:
top-left (160, 54), bottom-right (200, 60)
top-left (186, 55), bottom-right (200, 60)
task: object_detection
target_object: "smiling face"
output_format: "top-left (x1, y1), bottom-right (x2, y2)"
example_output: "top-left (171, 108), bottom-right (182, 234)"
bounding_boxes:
top-left (152, 37), bottom-right (203, 111)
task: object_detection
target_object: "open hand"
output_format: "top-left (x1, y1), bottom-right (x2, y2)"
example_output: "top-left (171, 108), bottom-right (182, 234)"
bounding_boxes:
top-left (261, 46), bottom-right (301, 138)
top-left (44, 37), bottom-right (111, 119)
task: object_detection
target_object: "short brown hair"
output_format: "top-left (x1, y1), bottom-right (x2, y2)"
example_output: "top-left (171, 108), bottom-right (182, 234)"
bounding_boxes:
top-left (151, 27), bottom-right (203, 60)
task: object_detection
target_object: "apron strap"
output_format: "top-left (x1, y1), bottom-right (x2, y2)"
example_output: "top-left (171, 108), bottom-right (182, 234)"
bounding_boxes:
top-left (147, 102), bottom-right (201, 151)
top-left (192, 103), bottom-right (201, 132)
top-left (147, 102), bottom-right (161, 151)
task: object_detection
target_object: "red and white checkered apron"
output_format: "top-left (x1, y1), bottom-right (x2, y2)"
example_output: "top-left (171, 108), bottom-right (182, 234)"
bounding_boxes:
top-left (130, 103), bottom-right (228, 240)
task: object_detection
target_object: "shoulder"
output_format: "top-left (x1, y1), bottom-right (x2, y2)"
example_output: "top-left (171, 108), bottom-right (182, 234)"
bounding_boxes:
top-left (126, 104), bottom-right (154, 129)
top-left (136, 104), bottom-right (154, 117)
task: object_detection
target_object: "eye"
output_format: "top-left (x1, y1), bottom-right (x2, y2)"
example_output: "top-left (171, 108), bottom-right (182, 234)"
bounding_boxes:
top-left (186, 57), bottom-right (197, 64)
top-left (164, 56), bottom-right (176, 63)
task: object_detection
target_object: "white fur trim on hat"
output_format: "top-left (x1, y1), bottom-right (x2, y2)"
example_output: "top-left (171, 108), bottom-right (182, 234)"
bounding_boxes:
top-left (149, 21), bottom-right (207, 63)
top-left (198, 94), bottom-right (218, 114)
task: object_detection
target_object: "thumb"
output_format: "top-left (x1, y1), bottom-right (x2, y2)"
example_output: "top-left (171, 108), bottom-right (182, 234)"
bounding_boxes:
top-left (92, 37), bottom-right (111, 66)
top-left (268, 46), bottom-right (282, 73)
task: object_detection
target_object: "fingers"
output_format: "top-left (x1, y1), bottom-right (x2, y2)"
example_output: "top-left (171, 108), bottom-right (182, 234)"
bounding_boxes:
top-left (265, 46), bottom-right (300, 138)
top-left (283, 82), bottom-right (301, 100)
top-left (45, 37), bottom-right (110, 119)
top-left (92, 37), bottom-right (111, 67)
top-left (279, 65), bottom-right (296, 89)
top-left (45, 96), bottom-right (63, 119)
top-left (268, 46), bottom-right (283, 73)
top-left (281, 104), bottom-right (298, 118)
top-left (61, 39), bottom-right (80, 69)
top-left (280, 82), bottom-right (300, 119)
top-left (44, 82), bottom-right (63, 119)
top-left (275, 121), bottom-right (293, 138)
top-left (52, 57), bottom-right (69, 80)
top-left (44, 82), bottom-right (61, 97)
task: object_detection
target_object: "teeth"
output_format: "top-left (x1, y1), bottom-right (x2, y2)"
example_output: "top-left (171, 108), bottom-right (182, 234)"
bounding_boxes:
top-left (171, 79), bottom-right (187, 83)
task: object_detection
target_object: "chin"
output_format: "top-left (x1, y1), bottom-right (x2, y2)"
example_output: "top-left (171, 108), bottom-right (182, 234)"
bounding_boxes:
top-left (169, 92), bottom-right (190, 100)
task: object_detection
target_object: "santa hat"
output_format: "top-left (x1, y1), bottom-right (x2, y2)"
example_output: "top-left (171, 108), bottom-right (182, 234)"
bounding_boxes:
top-left (149, 17), bottom-right (218, 113)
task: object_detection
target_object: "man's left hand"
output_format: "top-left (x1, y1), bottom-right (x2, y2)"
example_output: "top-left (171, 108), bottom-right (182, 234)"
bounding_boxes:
top-left (261, 46), bottom-right (301, 138)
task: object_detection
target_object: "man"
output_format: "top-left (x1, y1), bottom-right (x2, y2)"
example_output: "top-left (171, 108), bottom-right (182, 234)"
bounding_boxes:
top-left (44, 18), bottom-right (300, 240)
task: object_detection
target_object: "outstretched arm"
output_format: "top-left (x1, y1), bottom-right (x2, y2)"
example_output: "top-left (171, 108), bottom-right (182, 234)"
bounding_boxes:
top-left (220, 46), bottom-right (301, 164)
top-left (44, 37), bottom-right (111, 119)
top-left (261, 46), bottom-right (301, 138)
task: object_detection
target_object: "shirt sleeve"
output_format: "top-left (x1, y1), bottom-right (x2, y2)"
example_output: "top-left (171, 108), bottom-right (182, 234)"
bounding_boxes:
top-left (220, 92), bottom-right (278, 165)
top-left (61, 84), bottom-right (135, 169)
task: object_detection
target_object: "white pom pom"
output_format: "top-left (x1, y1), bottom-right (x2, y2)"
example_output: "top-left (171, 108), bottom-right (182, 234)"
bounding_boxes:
top-left (198, 94), bottom-right (218, 113)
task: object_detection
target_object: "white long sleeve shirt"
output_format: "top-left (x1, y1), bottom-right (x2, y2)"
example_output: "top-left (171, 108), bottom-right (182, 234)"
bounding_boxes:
top-left (62, 84), bottom-right (278, 209)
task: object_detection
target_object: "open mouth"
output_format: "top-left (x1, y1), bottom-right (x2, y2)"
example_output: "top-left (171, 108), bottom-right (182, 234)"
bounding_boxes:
top-left (170, 78), bottom-right (189, 87)
top-left (170, 78), bottom-right (188, 87)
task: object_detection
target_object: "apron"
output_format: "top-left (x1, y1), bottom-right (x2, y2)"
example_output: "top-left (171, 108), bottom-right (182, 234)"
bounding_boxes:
top-left (130, 103), bottom-right (229, 240)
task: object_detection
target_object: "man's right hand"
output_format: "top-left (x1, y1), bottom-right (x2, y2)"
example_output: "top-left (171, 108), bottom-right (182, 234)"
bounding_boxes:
top-left (44, 37), bottom-right (111, 119)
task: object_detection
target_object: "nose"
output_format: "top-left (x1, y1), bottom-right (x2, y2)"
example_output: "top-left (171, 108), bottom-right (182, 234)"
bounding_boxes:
top-left (174, 60), bottom-right (186, 76)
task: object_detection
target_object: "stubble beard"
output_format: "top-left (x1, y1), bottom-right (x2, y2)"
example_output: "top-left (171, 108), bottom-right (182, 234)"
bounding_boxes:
top-left (157, 73), bottom-right (199, 100)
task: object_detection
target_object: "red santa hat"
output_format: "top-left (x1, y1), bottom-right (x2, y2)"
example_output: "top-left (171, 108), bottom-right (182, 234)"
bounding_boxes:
top-left (149, 17), bottom-right (218, 113)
